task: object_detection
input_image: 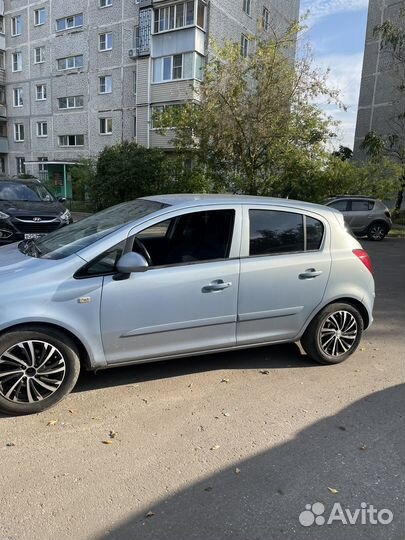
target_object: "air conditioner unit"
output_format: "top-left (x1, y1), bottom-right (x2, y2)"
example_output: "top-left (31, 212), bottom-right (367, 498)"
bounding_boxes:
top-left (128, 48), bottom-right (137, 58)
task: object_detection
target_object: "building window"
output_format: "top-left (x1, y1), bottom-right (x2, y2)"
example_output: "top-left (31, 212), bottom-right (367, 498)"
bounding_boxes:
top-left (58, 135), bottom-right (84, 147)
top-left (34, 8), bottom-right (46, 26)
top-left (58, 95), bottom-right (84, 109)
top-left (151, 104), bottom-right (184, 129)
top-left (16, 157), bottom-right (25, 175)
top-left (153, 52), bottom-right (204, 82)
top-left (0, 121), bottom-right (7, 137)
top-left (0, 156), bottom-right (5, 174)
top-left (0, 16), bottom-right (4, 34)
top-left (241, 34), bottom-right (249, 57)
top-left (133, 69), bottom-right (137, 95)
top-left (262, 7), bottom-right (270, 31)
top-left (14, 123), bottom-right (25, 142)
top-left (11, 15), bottom-right (22, 36)
top-left (34, 46), bottom-right (45, 64)
top-left (38, 157), bottom-right (48, 172)
top-left (133, 115), bottom-right (137, 138)
top-left (0, 50), bottom-right (5, 69)
top-left (154, 1), bottom-right (205, 33)
top-left (57, 55), bottom-right (84, 71)
top-left (242, 0), bottom-right (251, 16)
top-left (36, 84), bottom-right (47, 101)
top-left (99, 32), bottom-right (113, 51)
top-left (99, 118), bottom-right (112, 135)
top-left (13, 87), bottom-right (23, 107)
top-left (99, 75), bottom-right (112, 94)
top-left (100, 0), bottom-right (112, 7)
top-left (56, 14), bottom-right (83, 32)
top-left (0, 86), bottom-right (5, 105)
top-left (12, 52), bottom-right (23, 72)
top-left (37, 122), bottom-right (48, 137)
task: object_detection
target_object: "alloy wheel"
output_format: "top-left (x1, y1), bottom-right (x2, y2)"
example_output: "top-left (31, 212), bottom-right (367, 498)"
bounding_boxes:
top-left (0, 340), bottom-right (66, 403)
top-left (369, 224), bottom-right (386, 240)
top-left (318, 311), bottom-right (358, 357)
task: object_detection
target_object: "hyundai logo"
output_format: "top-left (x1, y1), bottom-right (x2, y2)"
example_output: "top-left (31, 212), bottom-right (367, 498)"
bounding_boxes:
top-left (32, 217), bottom-right (42, 222)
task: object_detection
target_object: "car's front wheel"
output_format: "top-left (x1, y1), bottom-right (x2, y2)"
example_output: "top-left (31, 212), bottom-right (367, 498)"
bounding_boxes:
top-left (301, 303), bottom-right (364, 365)
top-left (0, 327), bottom-right (80, 416)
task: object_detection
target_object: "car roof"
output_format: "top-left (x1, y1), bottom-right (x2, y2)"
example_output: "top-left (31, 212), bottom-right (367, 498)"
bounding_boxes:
top-left (143, 194), bottom-right (337, 216)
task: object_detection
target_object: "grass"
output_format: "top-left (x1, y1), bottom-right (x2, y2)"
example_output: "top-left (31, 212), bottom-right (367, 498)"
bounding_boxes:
top-left (388, 226), bottom-right (405, 238)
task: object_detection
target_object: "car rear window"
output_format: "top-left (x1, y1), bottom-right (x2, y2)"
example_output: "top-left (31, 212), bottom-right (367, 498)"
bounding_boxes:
top-left (306, 216), bottom-right (324, 250)
top-left (351, 200), bottom-right (374, 211)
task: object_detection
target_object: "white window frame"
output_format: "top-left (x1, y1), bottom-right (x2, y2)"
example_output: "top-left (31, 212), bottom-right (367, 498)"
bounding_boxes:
top-left (12, 51), bottom-right (22, 72)
top-left (99, 117), bottom-right (113, 135)
top-left (13, 87), bottom-right (23, 107)
top-left (99, 0), bottom-right (112, 7)
top-left (58, 135), bottom-right (85, 147)
top-left (34, 8), bottom-right (46, 26)
top-left (11, 15), bottom-right (22, 36)
top-left (56, 14), bottom-right (83, 32)
top-left (99, 75), bottom-right (113, 94)
top-left (34, 46), bottom-right (45, 64)
top-left (262, 7), bottom-right (270, 31)
top-left (35, 84), bottom-right (47, 101)
top-left (242, 0), bottom-right (251, 16)
top-left (0, 50), bottom-right (5, 69)
top-left (36, 121), bottom-right (48, 138)
top-left (99, 32), bottom-right (113, 51)
top-left (241, 34), bottom-right (249, 57)
top-left (14, 123), bottom-right (24, 142)
top-left (16, 157), bottom-right (25, 175)
top-left (151, 103), bottom-right (184, 129)
top-left (58, 95), bottom-right (84, 109)
top-left (153, 1), bottom-right (205, 34)
top-left (153, 52), bottom-right (204, 83)
top-left (57, 55), bottom-right (84, 71)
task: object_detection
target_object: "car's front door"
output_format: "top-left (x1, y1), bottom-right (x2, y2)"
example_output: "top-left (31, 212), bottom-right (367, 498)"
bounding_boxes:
top-left (237, 206), bottom-right (331, 345)
top-left (100, 206), bottom-right (242, 364)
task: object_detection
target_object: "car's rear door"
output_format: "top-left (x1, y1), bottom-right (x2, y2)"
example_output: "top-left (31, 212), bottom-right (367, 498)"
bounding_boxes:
top-left (100, 205), bottom-right (242, 364)
top-left (237, 206), bottom-right (332, 345)
top-left (347, 199), bottom-right (374, 232)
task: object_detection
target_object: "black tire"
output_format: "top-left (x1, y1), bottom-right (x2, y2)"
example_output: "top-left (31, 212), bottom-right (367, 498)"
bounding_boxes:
top-left (301, 303), bottom-right (364, 365)
top-left (367, 222), bottom-right (388, 241)
top-left (0, 326), bottom-right (80, 416)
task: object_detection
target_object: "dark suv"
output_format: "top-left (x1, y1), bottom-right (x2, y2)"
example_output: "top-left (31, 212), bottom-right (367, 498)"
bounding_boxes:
top-left (0, 179), bottom-right (72, 245)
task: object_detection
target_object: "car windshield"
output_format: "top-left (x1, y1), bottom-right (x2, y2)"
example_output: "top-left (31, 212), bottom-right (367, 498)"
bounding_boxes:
top-left (20, 199), bottom-right (168, 260)
top-left (0, 182), bottom-right (55, 202)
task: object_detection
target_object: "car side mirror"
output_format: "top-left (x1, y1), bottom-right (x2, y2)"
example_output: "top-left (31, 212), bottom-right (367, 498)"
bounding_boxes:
top-left (116, 252), bottom-right (149, 275)
top-left (58, 197), bottom-right (67, 203)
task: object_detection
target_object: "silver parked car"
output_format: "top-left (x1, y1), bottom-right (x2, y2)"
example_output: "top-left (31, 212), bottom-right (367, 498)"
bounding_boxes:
top-left (0, 195), bottom-right (375, 415)
top-left (325, 196), bottom-right (392, 241)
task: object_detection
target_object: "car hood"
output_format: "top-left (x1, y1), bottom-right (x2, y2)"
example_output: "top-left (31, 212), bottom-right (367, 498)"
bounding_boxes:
top-left (0, 243), bottom-right (44, 274)
top-left (0, 200), bottom-right (65, 216)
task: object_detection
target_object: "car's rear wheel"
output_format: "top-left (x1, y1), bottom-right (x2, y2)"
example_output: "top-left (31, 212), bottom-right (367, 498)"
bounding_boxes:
top-left (0, 327), bottom-right (80, 416)
top-left (367, 222), bottom-right (388, 241)
top-left (301, 303), bottom-right (364, 365)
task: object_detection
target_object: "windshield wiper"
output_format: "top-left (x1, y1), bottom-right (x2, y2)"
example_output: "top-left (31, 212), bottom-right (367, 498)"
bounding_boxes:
top-left (18, 239), bottom-right (42, 258)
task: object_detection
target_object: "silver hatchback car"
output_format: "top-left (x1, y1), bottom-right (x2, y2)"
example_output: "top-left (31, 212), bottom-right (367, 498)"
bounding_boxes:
top-left (0, 195), bottom-right (375, 415)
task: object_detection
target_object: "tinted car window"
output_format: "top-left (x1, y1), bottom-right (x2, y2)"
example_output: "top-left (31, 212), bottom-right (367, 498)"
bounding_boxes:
top-left (135, 210), bottom-right (235, 266)
top-left (0, 182), bottom-right (55, 202)
top-left (306, 217), bottom-right (324, 250)
top-left (249, 210), bottom-right (304, 256)
top-left (75, 241), bottom-right (126, 278)
top-left (328, 200), bottom-right (348, 211)
top-left (350, 200), bottom-right (374, 211)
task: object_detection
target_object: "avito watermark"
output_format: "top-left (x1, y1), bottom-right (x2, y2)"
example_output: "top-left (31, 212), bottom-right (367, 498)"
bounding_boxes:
top-left (299, 502), bottom-right (394, 527)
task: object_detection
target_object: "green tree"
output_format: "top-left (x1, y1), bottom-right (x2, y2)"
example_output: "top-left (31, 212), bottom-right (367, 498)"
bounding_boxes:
top-left (362, 11), bottom-right (405, 211)
top-left (159, 26), bottom-right (342, 196)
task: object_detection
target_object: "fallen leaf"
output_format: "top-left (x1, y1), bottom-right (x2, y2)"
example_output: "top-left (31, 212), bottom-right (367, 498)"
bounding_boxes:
top-left (68, 409), bottom-right (75, 414)
top-left (101, 440), bottom-right (113, 445)
top-left (145, 511), bottom-right (155, 518)
top-left (221, 378), bottom-right (229, 383)
top-left (210, 444), bottom-right (220, 451)
top-left (235, 467), bottom-right (241, 474)
top-left (109, 430), bottom-right (118, 439)
top-left (373, 348), bottom-right (380, 351)
top-left (6, 442), bottom-right (15, 447)
top-left (142, 398), bottom-right (148, 404)
top-left (204, 486), bottom-right (213, 492)
top-left (259, 369), bottom-right (270, 375)
top-left (359, 444), bottom-right (368, 451)
top-left (188, 383), bottom-right (193, 388)
top-left (328, 487), bottom-right (339, 494)
top-left (47, 420), bottom-right (58, 426)
top-left (223, 412), bottom-right (231, 417)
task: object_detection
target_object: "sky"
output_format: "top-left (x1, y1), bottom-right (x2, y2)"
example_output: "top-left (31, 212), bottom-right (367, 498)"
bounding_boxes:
top-left (300, 0), bottom-right (370, 150)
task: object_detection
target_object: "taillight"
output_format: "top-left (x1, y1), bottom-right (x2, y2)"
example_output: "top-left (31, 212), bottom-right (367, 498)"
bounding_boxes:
top-left (353, 249), bottom-right (373, 274)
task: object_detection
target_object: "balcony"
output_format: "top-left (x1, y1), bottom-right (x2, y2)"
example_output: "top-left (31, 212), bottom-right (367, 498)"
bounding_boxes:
top-left (0, 137), bottom-right (8, 154)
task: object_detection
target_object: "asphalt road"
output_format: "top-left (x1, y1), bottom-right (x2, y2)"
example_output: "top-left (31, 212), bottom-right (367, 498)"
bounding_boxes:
top-left (1, 239), bottom-right (404, 540)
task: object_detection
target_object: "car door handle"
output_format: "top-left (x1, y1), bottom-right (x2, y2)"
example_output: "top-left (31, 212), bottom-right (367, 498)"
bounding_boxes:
top-left (299, 268), bottom-right (323, 280)
top-left (202, 280), bottom-right (232, 293)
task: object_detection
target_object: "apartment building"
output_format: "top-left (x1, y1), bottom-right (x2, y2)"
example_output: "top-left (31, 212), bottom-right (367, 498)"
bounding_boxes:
top-left (0, 0), bottom-right (299, 179)
top-left (353, 0), bottom-right (405, 159)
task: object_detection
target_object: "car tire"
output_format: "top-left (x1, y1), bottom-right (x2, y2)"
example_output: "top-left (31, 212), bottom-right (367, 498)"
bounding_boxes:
top-left (301, 303), bottom-right (364, 365)
top-left (367, 222), bottom-right (388, 241)
top-left (0, 327), bottom-right (80, 416)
